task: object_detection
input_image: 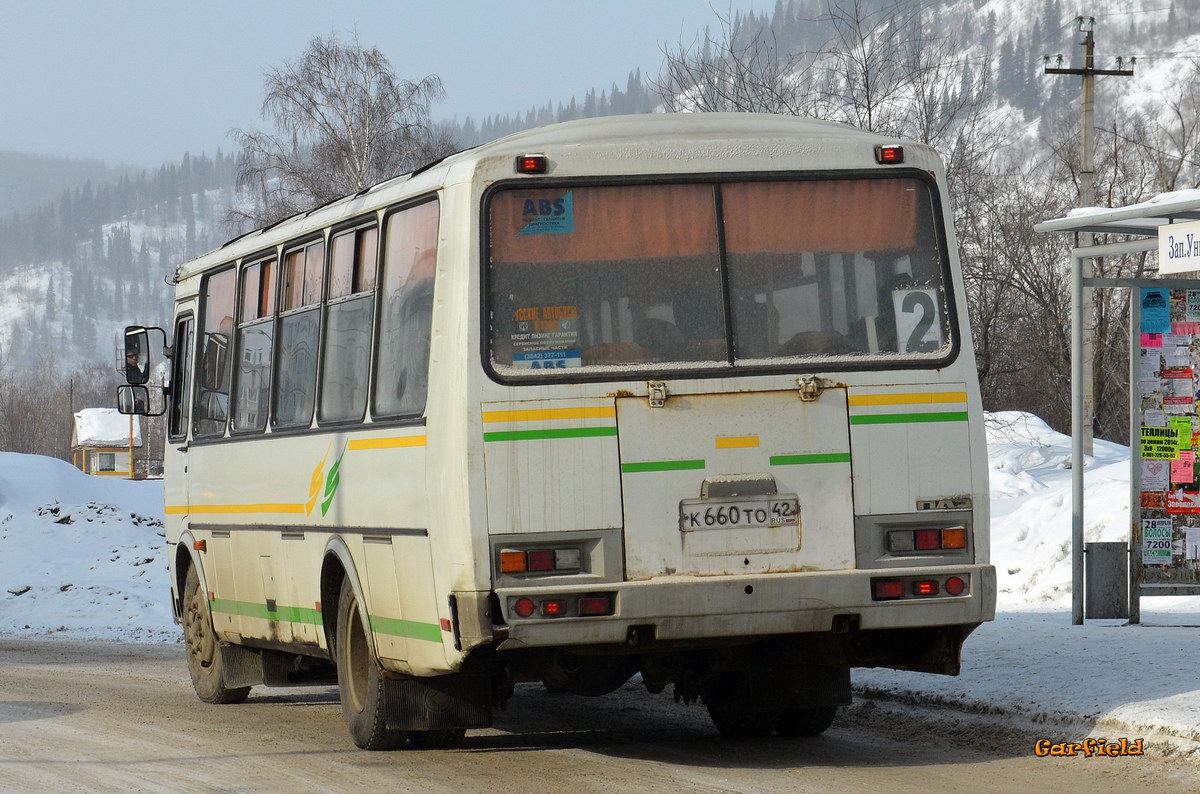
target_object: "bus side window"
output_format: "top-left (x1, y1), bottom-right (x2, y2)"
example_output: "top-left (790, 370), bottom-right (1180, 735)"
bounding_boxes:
top-left (233, 257), bottom-right (276, 432)
top-left (274, 239), bottom-right (325, 429)
top-left (320, 224), bottom-right (377, 423)
top-left (193, 268), bottom-right (236, 438)
top-left (169, 316), bottom-right (194, 440)
top-left (374, 200), bottom-right (439, 418)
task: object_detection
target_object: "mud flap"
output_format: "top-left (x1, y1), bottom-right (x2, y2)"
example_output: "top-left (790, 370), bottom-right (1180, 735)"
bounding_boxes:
top-left (218, 642), bottom-right (264, 688)
top-left (749, 664), bottom-right (851, 711)
top-left (383, 673), bottom-right (493, 731)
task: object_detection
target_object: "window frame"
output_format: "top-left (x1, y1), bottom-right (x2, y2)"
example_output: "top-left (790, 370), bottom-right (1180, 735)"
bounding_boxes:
top-left (192, 265), bottom-right (238, 439)
top-left (168, 311), bottom-right (195, 442)
top-left (230, 249), bottom-right (280, 435)
top-left (370, 195), bottom-right (441, 423)
top-left (272, 234), bottom-right (327, 432)
top-left (318, 216), bottom-right (381, 426)
top-left (480, 169), bottom-right (962, 386)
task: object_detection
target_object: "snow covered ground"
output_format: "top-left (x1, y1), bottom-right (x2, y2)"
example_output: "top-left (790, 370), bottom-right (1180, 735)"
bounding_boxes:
top-left (1, 414), bottom-right (1198, 761)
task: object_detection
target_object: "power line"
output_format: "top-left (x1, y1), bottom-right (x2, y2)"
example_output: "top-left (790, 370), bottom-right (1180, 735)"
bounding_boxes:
top-left (1107, 128), bottom-right (1200, 170)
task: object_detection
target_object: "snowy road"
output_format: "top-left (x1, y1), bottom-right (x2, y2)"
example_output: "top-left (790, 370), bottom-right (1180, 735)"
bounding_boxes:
top-left (0, 639), bottom-right (1193, 793)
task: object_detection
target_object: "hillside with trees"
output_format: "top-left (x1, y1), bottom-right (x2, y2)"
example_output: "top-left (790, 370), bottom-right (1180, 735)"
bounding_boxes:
top-left (1, 0), bottom-right (1198, 462)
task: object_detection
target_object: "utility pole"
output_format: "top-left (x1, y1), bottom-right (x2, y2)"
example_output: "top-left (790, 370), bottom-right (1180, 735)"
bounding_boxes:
top-left (1045, 16), bottom-right (1134, 456)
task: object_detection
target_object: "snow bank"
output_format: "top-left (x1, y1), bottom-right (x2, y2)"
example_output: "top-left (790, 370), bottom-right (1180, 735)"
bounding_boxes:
top-left (0, 453), bottom-right (171, 640)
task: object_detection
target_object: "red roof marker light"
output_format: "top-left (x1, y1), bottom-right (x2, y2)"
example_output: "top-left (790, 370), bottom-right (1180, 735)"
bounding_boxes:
top-left (875, 144), bottom-right (904, 164)
top-left (515, 154), bottom-right (548, 174)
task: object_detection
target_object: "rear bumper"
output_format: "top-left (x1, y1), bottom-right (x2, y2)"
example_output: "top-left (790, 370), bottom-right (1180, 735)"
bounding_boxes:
top-left (493, 564), bottom-right (996, 650)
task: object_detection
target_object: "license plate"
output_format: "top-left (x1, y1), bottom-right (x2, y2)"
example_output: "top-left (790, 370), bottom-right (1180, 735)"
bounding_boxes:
top-left (679, 495), bottom-right (800, 531)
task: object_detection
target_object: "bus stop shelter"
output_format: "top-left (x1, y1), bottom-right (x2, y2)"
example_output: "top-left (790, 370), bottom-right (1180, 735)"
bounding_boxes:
top-left (1035, 190), bottom-right (1200, 625)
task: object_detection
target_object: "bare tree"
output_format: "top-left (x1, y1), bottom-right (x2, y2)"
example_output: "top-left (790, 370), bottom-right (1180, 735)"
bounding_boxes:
top-left (655, 11), bottom-right (818, 115)
top-left (230, 33), bottom-right (454, 229)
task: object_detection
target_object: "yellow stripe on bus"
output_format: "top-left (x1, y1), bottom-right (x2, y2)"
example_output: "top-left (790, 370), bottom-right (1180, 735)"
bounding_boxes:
top-left (715, 436), bottom-right (760, 449)
top-left (482, 406), bottom-right (617, 423)
top-left (347, 435), bottom-right (427, 450)
top-left (164, 503), bottom-right (306, 515)
top-left (847, 391), bottom-right (967, 407)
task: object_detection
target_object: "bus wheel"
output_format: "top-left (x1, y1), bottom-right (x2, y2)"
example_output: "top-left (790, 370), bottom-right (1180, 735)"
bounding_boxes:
top-left (335, 578), bottom-right (407, 750)
top-left (408, 728), bottom-right (466, 750)
top-left (775, 706), bottom-right (837, 737)
top-left (182, 566), bottom-right (250, 705)
top-left (704, 681), bottom-right (779, 739)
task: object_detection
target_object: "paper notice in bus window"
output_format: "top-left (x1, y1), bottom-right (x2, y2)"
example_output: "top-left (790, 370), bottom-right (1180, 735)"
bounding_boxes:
top-left (510, 304), bottom-right (580, 356)
top-left (891, 288), bottom-right (943, 353)
top-left (512, 349), bottom-right (582, 370)
top-left (517, 191), bottom-right (575, 236)
top-left (1187, 528), bottom-right (1200, 560)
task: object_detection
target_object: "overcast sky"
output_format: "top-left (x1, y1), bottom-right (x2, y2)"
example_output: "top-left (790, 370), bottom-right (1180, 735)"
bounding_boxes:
top-left (1, 0), bottom-right (763, 168)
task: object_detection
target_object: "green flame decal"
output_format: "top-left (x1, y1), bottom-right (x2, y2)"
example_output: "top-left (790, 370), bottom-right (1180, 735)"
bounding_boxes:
top-left (320, 448), bottom-right (346, 516)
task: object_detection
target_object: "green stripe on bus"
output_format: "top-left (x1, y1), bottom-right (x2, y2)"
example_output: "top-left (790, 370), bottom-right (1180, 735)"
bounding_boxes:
top-left (483, 426), bottom-right (618, 442)
top-left (369, 615), bottom-right (443, 643)
top-left (209, 599), bottom-right (441, 643)
top-left (621, 459), bottom-right (707, 473)
top-left (210, 599), bottom-right (322, 626)
top-left (769, 452), bottom-right (852, 466)
top-left (849, 411), bottom-right (969, 425)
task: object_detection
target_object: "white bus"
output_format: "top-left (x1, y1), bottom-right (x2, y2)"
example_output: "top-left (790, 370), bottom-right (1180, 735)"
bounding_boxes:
top-left (121, 113), bottom-right (995, 750)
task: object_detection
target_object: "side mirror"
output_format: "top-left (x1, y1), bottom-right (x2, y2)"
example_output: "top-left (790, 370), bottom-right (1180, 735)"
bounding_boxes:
top-left (117, 384), bottom-right (150, 415)
top-left (124, 326), bottom-right (151, 385)
top-left (117, 384), bottom-right (165, 417)
top-left (123, 323), bottom-right (169, 386)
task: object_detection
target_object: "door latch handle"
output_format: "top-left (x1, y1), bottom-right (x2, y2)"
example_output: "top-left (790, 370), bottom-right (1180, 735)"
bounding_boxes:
top-left (648, 381), bottom-right (667, 408)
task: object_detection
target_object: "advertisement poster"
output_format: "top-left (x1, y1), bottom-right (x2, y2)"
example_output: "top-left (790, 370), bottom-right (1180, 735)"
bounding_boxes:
top-left (1142, 288), bottom-right (1171, 333)
top-left (1138, 288), bottom-right (1200, 579)
top-left (1143, 518), bottom-right (1173, 562)
top-left (1142, 459), bottom-right (1170, 491)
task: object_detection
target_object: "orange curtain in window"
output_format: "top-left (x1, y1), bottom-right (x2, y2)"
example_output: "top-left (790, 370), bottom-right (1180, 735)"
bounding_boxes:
top-left (490, 184), bottom-right (718, 263)
top-left (721, 179), bottom-right (920, 253)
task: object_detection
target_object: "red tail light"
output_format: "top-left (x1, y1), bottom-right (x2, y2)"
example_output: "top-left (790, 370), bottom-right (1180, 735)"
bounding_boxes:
top-left (914, 529), bottom-right (941, 550)
top-left (945, 576), bottom-right (967, 596)
top-left (513, 598), bottom-right (536, 618)
top-left (527, 550), bottom-right (555, 572)
top-left (873, 580), bottom-right (905, 600)
top-left (913, 580), bottom-right (940, 596)
top-left (540, 599), bottom-right (567, 616)
top-left (577, 596), bottom-right (612, 616)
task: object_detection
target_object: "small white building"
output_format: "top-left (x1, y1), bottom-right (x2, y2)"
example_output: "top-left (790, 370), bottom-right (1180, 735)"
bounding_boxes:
top-left (71, 408), bottom-right (143, 478)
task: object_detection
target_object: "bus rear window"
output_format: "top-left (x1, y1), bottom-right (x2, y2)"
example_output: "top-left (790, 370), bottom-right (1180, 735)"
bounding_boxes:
top-left (486, 177), bottom-right (952, 377)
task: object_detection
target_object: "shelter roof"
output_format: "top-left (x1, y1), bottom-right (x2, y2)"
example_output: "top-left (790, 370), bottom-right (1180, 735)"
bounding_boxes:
top-left (1035, 189), bottom-right (1200, 238)
top-left (73, 408), bottom-right (142, 448)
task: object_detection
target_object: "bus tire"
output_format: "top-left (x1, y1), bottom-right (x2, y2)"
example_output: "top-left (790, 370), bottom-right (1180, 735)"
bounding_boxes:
top-left (336, 577), bottom-right (407, 750)
top-left (182, 565), bottom-right (251, 705)
top-left (704, 678), bottom-right (779, 739)
top-left (775, 706), bottom-right (836, 737)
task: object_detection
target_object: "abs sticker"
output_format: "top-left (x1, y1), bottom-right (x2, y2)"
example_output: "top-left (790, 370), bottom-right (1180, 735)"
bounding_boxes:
top-left (892, 288), bottom-right (943, 353)
top-left (518, 191), bottom-right (574, 236)
top-left (513, 349), bottom-right (582, 370)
